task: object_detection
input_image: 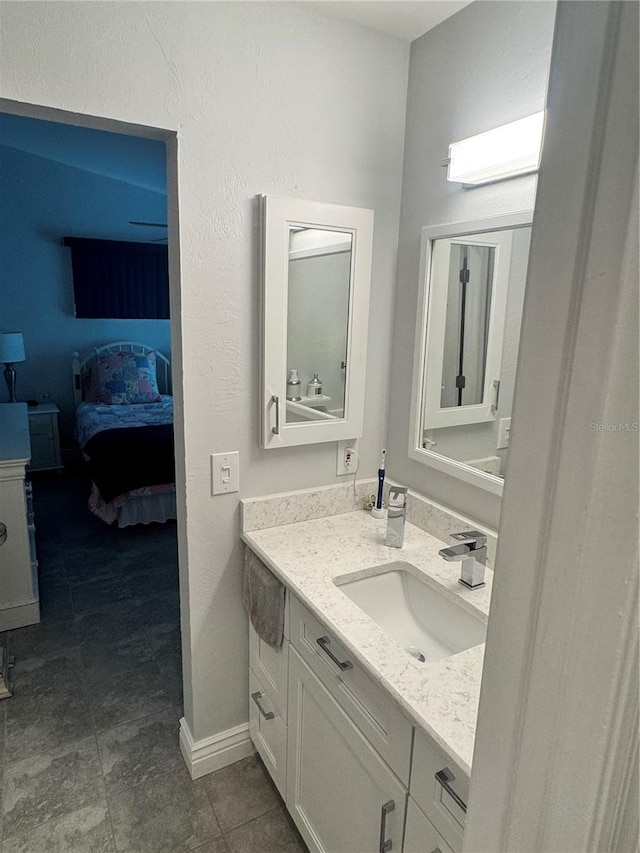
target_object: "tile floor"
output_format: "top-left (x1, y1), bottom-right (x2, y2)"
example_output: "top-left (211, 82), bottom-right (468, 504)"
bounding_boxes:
top-left (0, 473), bottom-right (307, 852)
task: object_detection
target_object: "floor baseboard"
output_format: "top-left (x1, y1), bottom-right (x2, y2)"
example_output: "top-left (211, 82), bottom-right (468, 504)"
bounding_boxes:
top-left (179, 717), bottom-right (254, 780)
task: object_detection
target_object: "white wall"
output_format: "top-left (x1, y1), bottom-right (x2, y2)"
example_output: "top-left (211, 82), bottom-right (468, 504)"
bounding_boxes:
top-left (465, 2), bottom-right (638, 847)
top-left (387, 1), bottom-right (556, 528)
top-left (0, 2), bottom-right (409, 744)
top-left (0, 143), bottom-right (170, 441)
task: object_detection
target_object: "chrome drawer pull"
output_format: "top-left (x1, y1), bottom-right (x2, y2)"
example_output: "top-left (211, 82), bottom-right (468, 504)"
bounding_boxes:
top-left (435, 767), bottom-right (467, 813)
top-left (251, 691), bottom-right (275, 720)
top-left (271, 395), bottom-right (280, 435)
top-left (316, 636), bottom-right (353, 671)
top-left (379, 799), bottom-right (395, 852)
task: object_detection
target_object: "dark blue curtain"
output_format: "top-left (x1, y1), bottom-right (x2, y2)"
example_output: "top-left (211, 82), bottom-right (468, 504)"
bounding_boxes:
top-left (63, 237), bottom-right (169, 319)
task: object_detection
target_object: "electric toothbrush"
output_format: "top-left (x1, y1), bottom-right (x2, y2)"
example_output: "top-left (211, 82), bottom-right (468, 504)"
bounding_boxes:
top-left (371, 449), bottom-right (386, 518)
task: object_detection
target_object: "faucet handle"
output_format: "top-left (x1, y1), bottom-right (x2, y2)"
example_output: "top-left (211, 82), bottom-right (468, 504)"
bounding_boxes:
top-left (451, 529), bottom-right (487, 548)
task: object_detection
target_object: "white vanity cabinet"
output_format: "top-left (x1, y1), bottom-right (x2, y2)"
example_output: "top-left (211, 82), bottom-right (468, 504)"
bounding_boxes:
top-left (246, 564), bottom-right (471, 853)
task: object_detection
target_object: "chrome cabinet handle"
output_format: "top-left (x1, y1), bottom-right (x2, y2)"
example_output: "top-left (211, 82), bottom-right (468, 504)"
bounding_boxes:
top-left (435, 767), bottom-right (467, 813)
top-left (378, 799), bottom-right (395, 852)
top-left (490, 378), bottom-right (500, 413)
top-left (316, 636), bottom-right (353, 671)
top-left (251, 691), bottom-right (274, 720)
top-left (271, 395), bottom-right (280, 435)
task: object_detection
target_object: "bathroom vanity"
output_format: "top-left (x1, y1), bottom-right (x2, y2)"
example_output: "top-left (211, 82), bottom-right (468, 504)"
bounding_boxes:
top-left (242, 496), bottom-right (492, 853)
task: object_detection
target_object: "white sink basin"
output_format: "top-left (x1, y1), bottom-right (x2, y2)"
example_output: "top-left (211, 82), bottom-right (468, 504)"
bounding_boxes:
top-left (334, 561), bottom-right (486, 664)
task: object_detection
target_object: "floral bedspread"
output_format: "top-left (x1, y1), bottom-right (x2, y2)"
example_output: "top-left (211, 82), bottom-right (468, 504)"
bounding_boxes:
top-left (75, 395), bottom-right (173, 448)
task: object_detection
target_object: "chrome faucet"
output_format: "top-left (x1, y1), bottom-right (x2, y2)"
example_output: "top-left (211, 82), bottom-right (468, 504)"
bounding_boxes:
top-left (439, 530), bottom-right (487, 589)
top-left (386, 486), bottom-right (408, 548)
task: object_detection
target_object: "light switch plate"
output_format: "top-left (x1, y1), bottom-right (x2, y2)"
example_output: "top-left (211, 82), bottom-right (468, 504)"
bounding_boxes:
top-left (497, 417), bottom-right (511, 450)
top-left (211, 451), bottom-right (239, 495)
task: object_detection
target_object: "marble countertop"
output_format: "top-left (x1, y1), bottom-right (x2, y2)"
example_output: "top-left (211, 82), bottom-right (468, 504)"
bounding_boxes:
top-left (242, 509), bottom-right (492, 775)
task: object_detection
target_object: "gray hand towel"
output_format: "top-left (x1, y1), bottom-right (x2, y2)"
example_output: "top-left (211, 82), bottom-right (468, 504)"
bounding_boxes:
top-left (242, 547), bottom-right (285, 649)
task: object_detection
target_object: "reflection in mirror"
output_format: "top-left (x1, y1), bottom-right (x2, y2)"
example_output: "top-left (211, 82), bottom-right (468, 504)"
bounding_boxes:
top-left (412, 215), bottom-right (532, 484)
top-left (285, 227), bottom-right (352, 423)
top-left (440, 242), bottom-right (495, 409)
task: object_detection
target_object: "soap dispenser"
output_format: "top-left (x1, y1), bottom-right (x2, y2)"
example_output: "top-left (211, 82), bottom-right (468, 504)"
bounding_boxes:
top-left (286, 369), bottom-right (302, 401)
top-left (386, 486), bottom-right (407, 548)
top-left (307, 373), bottom-right (323, 397)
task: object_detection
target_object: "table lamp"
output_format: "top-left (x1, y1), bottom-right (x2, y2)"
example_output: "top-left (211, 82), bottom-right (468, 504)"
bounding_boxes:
top-left (0, 332), bottom-right (26, 403)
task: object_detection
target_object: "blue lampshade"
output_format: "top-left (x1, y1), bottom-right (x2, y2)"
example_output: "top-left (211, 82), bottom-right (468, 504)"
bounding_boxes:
top-left (0, 333), bottom-right (26, 364)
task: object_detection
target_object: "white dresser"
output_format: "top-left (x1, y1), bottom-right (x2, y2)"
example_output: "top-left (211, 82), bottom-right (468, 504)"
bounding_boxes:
top-left (0, 404), bottom-right (40, 631)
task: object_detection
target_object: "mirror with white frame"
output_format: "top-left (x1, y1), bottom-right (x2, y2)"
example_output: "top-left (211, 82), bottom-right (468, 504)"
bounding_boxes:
top-left (409, 211), bottom-right (533, 493)
top-left (261, 195), bottom-right (374, 448)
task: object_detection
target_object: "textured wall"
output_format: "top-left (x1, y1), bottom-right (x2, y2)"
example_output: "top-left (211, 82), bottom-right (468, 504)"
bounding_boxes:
top-left (0, 1), bottom-right (409, 743)
top-left (386, 0), bottom-right (556, 529)
top-left (0, 143), bottom-right (170, 440)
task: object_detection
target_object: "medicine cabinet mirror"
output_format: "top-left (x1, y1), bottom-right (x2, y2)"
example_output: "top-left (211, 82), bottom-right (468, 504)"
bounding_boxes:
top-left (409, 211), bottom-right (533, 494)
top-left (261, 195), bottom-right (374, 448)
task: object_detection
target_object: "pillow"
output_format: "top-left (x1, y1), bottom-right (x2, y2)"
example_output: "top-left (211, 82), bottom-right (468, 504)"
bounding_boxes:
top-left (89, 351), bottom-right (162, 405)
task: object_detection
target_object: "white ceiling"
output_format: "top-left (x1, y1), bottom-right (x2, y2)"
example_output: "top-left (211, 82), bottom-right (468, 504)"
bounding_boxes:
top-left (310, 0), bottom-right (473, 42)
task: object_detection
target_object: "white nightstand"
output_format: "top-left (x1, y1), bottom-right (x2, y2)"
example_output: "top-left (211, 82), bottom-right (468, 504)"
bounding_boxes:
top-left (27, 403), bottom-right (63, 472)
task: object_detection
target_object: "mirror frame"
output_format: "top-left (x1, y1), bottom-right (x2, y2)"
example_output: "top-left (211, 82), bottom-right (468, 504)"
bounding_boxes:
top-left (408, 210), bottom-right (534, 495)
top-left (260, 194), bottom-right (374, 449)
top-left (423, 229), bottom-right (513, 429)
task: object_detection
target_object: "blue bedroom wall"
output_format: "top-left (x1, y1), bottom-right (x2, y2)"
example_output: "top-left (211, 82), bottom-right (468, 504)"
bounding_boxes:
top-left (0, 128), bottom-right (168, 445)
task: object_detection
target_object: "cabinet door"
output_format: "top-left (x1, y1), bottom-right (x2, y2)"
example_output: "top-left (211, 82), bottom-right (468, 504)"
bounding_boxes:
top-left (410, 730), bottom-right (467, 852)
top-left (404, 797), bottom-right (454, 853)
top-left (261, 195), bottom-right (374, 449)
top-left (249, 668), bottom-right (287, 798)
top-left (287, 647), bottom-right (406, 853)
top-left (289, 594), bottom-right (412, 784)
top-left (249, 619), bottom-right (289, 721)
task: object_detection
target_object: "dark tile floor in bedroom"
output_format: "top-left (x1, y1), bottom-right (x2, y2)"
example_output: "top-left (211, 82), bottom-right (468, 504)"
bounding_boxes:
top-left (0, 472), bottom-right (306, 853)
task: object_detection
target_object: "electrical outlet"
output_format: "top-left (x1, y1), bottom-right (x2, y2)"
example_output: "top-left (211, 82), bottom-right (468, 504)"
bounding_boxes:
top-left (337, 439), bottom-right (357, 476)
top-left (497, 417), bottom-right (511, 450)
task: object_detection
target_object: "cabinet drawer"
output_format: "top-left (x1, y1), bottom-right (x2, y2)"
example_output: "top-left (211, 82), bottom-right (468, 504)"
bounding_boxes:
top-left (29, 414), bottom-right (54, 436)
top-left (411, 729), bottom-right (468, 852)
top-left (249, 667), bottom-right (287, 798)
top-left (404, 796), bottom-right (454, 853)
top-left (289, 594), bottom-right (412, 785)
top-left (248, 598), bottom-right (289, 721)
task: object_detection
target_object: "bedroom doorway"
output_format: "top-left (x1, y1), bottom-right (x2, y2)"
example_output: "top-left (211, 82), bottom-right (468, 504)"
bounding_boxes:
top-left (0, 100), bottom-right (187, 772)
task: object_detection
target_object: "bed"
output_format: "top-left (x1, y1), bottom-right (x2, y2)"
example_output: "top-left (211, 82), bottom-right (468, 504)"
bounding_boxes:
top-left (72, 342), bottom-right (176, 527)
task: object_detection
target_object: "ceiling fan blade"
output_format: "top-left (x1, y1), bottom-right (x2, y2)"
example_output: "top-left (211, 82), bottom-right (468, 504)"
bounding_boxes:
top-left (129, 220), bottom-right (168, 228)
